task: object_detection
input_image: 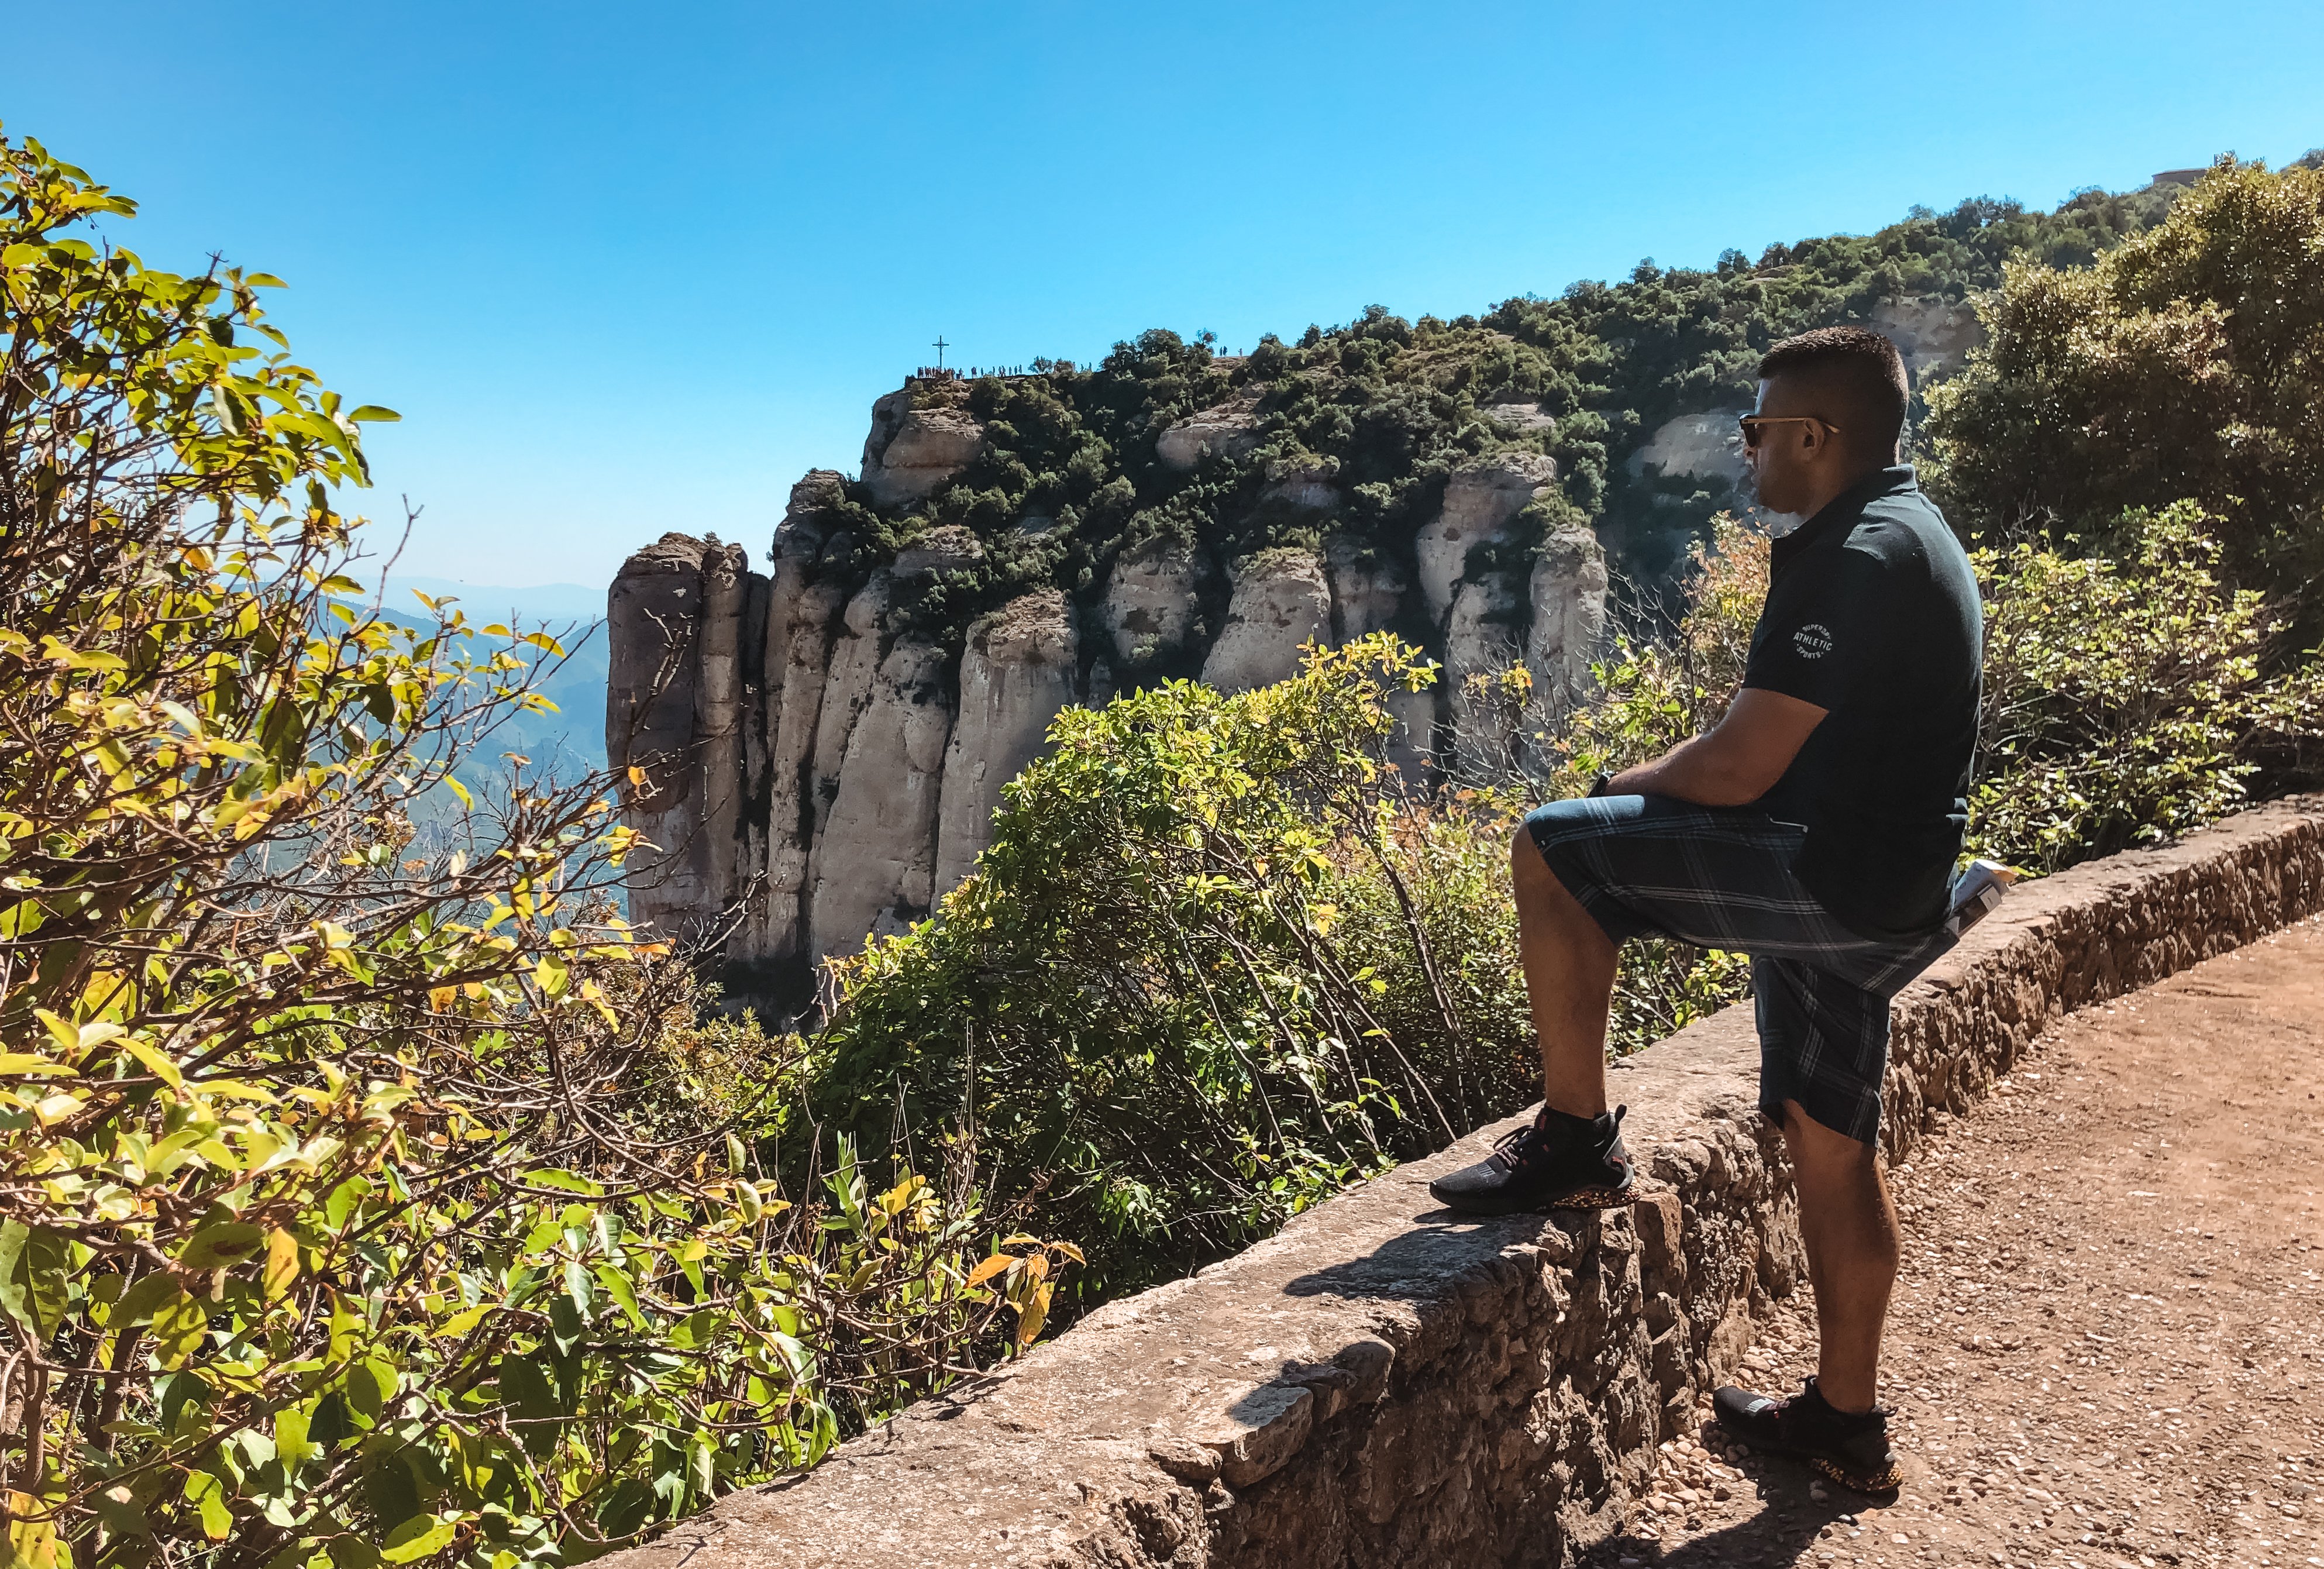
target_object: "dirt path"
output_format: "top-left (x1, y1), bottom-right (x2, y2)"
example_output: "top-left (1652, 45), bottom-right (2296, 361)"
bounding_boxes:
top-left (1583, 912), bottom-right (2324, 1569)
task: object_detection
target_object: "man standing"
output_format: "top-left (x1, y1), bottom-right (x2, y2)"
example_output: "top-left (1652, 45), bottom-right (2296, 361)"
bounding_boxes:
top-left (1428, 326), bottom-right (1985, 1495)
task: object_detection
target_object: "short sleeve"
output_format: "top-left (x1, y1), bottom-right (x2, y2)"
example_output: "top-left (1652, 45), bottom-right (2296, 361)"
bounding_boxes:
top-left (1743, 546), bottom-right (1885, 713)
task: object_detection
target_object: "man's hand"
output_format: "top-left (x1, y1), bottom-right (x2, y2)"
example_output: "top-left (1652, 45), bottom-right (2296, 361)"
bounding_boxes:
top-left (1605, 687), bottom-right (1827, 807)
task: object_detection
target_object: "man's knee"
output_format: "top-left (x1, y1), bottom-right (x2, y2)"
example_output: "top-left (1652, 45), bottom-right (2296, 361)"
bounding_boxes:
top-left (1510, 819), bottom-right (1546, 879)
top-left (1510, 820), bottom-right (1571, 913)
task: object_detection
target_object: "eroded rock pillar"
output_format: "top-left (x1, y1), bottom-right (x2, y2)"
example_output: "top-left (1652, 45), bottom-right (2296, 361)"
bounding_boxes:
top-left (935, 590), bottom-right (1078, 892)
top-left (606, 533), bottom-right (738, 940)
top-left (1200, 548), bottom-right (1329, 694)
top-left (808, 637), bottom-right (955, 959)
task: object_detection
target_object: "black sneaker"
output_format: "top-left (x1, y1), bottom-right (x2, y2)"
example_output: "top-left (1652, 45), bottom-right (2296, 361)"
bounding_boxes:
top-left (1713, 1377), bottom-right (1902, 1494)
top-left (1427, 1104), bottom-right (1635, 1215)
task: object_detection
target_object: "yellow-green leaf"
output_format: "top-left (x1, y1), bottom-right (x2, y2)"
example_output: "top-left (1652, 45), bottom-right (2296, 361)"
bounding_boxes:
top-left (4, 1492), bottom-right (63, 1569)
top-left (262, 1229), bottom-right (299, 1302)
top-left (435, 1303), bottom-right (490, 1339)
top-left (593, 1263), bottom-right (642, 1327)
top-left (1015, 1281), bottom-right (1052, 1347)
top-left (183, 1470), bottom-right (232, 1542)
top-left (180, 1222), bottom-right (265, 1269)
top-left (274, 1406), bottom-right (319, 1471)
top-left (379, 1514), bottom-right (457, 1564)
top-left (150, 1284), bottom-right (209, 1369)
top-left (110, 1270), bottom-right (182, 1328)
top-left (112, 1034), bottom-right (184, 1090)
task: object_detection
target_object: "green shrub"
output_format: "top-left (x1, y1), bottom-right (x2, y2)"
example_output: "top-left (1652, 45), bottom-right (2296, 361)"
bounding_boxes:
top-left (811, 637), bottom-right (1512, 1288)
top-left (1924, 159), bottom-right (2324, 620)
top-left (1967, 501), bottom-right (2321, 872)
top-left (0, 129), bottom-right (1072, 1569)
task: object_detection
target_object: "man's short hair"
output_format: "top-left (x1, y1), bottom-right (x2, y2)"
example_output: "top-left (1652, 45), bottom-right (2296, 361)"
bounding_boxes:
top-left (1758, 327), bottom-right (1909, 453)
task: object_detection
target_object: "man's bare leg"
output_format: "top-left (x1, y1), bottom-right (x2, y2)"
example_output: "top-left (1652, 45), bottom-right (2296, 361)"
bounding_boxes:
top-left (1430, 827), bottom-right (1634, 1214)
top-left (1509, 824), bottom-right (1620, 1119)
top-left (1780, 1099), bottom-right (1900, 1415)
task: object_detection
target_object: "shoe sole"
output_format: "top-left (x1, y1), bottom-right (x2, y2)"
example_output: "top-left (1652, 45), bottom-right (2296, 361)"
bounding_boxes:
top-left (1810, 1454), bottom-right (1903, 1495)
top-left (1545, 1182), bottom-right (1636, 1209)
top-left (1713, 1413), bottom-right (1902, 1496)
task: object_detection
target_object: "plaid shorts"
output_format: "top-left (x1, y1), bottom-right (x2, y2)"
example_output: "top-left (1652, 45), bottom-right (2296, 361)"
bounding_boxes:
top-left (1523, 794), bottom-right (1957, 1144)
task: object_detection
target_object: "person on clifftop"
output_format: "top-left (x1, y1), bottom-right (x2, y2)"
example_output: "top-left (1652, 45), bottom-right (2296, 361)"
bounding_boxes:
top-left (1428, 325), bottom-right (1996, 1496)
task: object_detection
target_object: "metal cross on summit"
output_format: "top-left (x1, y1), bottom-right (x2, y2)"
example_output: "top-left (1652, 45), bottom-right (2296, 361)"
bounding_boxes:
top-left (931, 335), bottom-right (948, 370)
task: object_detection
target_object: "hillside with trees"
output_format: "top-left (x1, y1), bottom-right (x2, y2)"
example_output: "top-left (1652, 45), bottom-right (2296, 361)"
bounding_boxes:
top-left (1924, 157), bottom-right (2324, 630)
top-left (801, 154), bottom-right (2324, 1289)
top-left (800, 170), bottom-right (2197, 660)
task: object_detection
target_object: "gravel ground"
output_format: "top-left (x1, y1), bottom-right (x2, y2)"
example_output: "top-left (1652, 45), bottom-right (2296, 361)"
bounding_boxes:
top-left (1582, 912), bottom-right (2324, 1569)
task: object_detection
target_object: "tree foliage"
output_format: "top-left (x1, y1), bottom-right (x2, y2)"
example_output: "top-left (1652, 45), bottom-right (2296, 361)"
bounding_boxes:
top-left (1483, 185), bottom-right (2177, 570)
top-left (1924, 159), bottom-right (2324, 617)
top-left (0, 129), bottom-right (1072, 1569)
top-left (1967, 501), bottom-right (2322, 871)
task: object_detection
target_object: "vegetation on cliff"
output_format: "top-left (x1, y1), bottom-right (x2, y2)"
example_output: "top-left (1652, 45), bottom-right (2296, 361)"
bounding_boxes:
top-left (812, 638), bottom-right (1528, 1281)
top-left (794, 170), bottom-right (2202, 677)
top-left (0, 130), bottom-right (1073, 1568)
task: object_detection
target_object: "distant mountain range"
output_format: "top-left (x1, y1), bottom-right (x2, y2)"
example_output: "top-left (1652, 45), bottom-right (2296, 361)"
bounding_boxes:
top-left (366, 574), bottom-right (610, 786)
top-left (378, 577), bottom-right (606, 623)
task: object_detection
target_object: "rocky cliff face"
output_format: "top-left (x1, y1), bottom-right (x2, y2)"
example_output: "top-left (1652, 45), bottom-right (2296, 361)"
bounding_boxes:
top-left (862, 391), bottom-right (988, 508)
top-left (607, 391), bottom-right (1608, 1004)
top-left (935, 590), bottom-right (1079, 890)
top-left (1869, 295), bottom-right (1985, 384)
top-left (1627, 411), bottom-right (1750, 490)
top-left (1201, 548), bottom-right (1329, 694)
top-left (1624, 295), bottom-right (1989, 495)
top-left (604, 532), bottom-right (748, 937)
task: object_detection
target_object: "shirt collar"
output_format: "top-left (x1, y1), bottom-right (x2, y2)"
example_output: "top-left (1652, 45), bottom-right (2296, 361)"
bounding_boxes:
top-left (1772, 464), bottom-right (1918, 562)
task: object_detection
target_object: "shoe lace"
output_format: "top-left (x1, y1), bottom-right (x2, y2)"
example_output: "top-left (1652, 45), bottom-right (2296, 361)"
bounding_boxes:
top-left (1490, 1106), bottom-right (1624, 1171)
top-left (1488, 1121), bottom-right (1547, 1170)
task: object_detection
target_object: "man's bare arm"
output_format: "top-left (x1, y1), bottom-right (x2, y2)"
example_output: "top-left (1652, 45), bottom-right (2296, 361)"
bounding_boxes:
top-left (1605, 687), bottom-right (1828, 807)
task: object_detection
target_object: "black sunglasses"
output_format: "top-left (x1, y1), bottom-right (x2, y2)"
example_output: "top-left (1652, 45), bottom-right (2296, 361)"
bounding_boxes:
top-left (1738, 414), bottom-right (1840, 449)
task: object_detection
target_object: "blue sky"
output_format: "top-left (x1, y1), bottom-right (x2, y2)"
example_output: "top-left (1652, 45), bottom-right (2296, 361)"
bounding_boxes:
top-left (5, 1), bottom-right (2319, 589)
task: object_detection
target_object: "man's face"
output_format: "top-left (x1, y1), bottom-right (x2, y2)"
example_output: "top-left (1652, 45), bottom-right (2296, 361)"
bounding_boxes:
top-left (1744, 376), bottom-right (1829, 518)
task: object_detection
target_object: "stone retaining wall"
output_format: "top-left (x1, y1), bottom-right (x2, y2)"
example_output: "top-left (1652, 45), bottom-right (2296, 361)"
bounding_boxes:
top-left (606, 799), bottom-right (2324, 1569)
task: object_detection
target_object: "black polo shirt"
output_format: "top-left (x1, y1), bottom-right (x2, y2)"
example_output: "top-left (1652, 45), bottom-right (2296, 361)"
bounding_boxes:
top-left (1741, 464), bottom-right (1983, 940)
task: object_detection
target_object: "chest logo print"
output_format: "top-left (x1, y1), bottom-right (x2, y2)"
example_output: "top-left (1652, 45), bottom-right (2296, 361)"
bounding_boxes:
top-left (1793, 622), bottom-right (1834, 660)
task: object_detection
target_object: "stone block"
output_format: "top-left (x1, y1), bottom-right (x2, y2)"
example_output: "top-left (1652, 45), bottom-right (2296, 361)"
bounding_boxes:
top-left (1190, 1382), bottom-right (1315, 1488)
